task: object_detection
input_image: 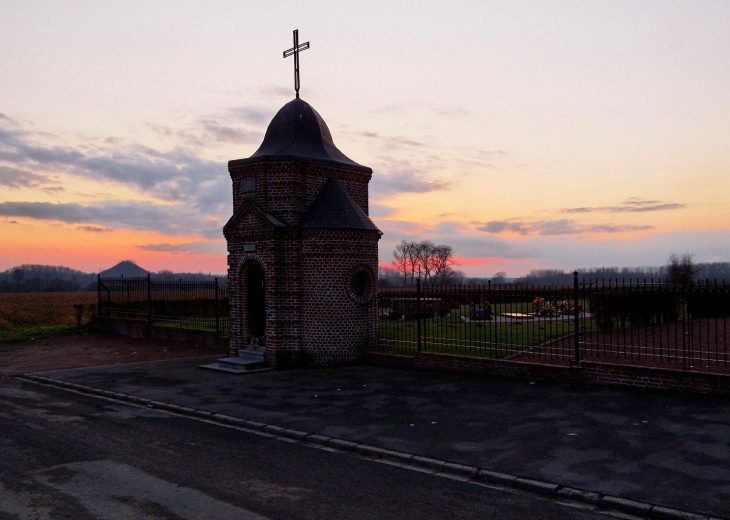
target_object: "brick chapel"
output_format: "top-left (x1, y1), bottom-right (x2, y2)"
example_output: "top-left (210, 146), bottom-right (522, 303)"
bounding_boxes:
top-left (223, 96), bottom-right (381, 367)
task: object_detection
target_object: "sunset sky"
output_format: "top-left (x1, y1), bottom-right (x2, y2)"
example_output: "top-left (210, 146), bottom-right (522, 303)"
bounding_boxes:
top-left (1, 1), bottom-right (729, 277)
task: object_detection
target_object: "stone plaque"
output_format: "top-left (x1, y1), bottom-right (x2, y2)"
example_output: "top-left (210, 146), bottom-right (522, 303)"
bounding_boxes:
top-left (239, 177), bottom-right (256, 195)
top-left (243, 244), bottom-right (256, 253)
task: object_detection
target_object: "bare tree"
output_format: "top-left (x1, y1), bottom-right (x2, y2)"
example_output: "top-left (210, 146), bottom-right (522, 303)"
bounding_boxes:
top-left (431, 245), bottom-right (455, 284)
top-left (394, 240), bottom-right (457, 285)
top-left (415, 240), bottom-right (435, 284)
top-left (392, 241), bottom-right (411, 286)
top-left (404, 242), bottom-right (422, 284)
top-left (492, 271), bottom-right (507, 284)
top-left (666, 253), bottom-right (701, 285)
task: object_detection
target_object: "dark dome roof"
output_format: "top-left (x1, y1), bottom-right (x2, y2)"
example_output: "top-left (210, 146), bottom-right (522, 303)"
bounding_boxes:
top-left (229, 98), bottom-right (371, 173)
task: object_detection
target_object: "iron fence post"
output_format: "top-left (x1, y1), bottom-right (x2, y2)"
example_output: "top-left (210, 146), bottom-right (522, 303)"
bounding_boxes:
top-left (417, 277), bottom-right (422, 353)
top-left (488, 280), bottom-right (494, 351)
top-left (573, 271), bottom-right (580, 366)
top-left (147, 273), bottom-right (152, 323)
top-left (689, 280), bottom-right (694, 367)
top-left (681, 282), bottom-right (687, 371)
top-left (215, 277), bottom-right (220, 336)
top-left (97, 274), bottom-right (101, 318)
top-left (374, 292), bottom-right (380, 352)
top-left (122, 275), bottom-right (129, 319)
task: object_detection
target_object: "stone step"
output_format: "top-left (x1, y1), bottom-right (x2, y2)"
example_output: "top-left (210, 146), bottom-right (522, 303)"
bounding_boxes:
top-left (198, 362), bottom-right (273, 375)
top-left (198, 349), bottom-right (270, 374)
top-left (236, 349), bottom-right (265, 361)
top-left (217, 356), bottom-right (266, 368)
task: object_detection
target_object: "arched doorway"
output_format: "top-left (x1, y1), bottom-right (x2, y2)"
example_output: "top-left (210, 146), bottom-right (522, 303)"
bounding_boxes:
top-left (246, 263), bottom-right (266, 344)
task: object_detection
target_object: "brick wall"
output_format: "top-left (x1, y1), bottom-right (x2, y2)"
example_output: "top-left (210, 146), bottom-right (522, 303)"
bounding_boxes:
top-left (100, 318), bottom-right (228, 351)
top-left (226, 227), bottom-right (304, 362)
top-left (364, 352), bottom-right (730, 394)
top-left (580, 361), bottom-right (730, 394)
top-left (229, 161), bottom-right (371, 223)
top-left (301, 228), bottom-right (379, 366)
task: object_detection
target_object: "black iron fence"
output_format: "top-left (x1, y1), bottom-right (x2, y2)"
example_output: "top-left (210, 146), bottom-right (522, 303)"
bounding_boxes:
top-left (98, 273), bottom-right (730, 373)
top-left (98, 275), bottom-right (229, 334)
top-left (376, 274), bottom-right (730, 374)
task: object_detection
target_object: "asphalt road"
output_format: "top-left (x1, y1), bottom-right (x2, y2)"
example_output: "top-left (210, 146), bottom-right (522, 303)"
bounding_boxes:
top-left (32, 357), bottom-right (730, 518)
top-left (0, 377), bottom-right (608, 520)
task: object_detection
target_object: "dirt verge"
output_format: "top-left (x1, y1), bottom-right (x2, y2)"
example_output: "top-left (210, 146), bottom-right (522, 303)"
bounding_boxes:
top-left (0, 331), bottom-right (224, 377)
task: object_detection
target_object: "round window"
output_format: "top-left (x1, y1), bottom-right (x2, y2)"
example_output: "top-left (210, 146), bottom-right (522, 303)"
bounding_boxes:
top-left (346, 266), bottom-right (375, 305)
top-left (351, 271), bottom-right (369, 298)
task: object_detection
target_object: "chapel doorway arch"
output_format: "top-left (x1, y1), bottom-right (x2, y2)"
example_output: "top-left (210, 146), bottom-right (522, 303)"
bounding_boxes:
top-left (246, 263), bottom-right (266, 343)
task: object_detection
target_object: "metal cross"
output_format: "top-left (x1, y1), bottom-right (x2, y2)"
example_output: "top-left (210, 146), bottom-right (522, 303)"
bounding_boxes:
top-left (283, 29), bottom-right (310, 98)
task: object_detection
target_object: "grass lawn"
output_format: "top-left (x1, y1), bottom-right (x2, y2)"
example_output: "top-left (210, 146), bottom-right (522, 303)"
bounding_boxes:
top-left (0, 325), bottom-right (84, 345)
top-left (379, 303), bottom-right (583, 358)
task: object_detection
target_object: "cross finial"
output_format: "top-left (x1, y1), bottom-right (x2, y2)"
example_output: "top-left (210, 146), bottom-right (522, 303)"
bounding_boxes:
top-left (283, 29), bottom-right (310, 98)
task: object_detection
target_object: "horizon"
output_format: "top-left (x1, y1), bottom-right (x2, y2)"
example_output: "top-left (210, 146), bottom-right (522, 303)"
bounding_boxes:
top-left (6, 257), bottom-right (730, 282)
top-left (1, 2), bottom-right (729, 278)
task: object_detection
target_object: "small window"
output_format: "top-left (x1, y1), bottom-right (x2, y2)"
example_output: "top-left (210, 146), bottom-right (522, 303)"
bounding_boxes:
top-left (346, 266), bottom-right (375, 305)
top-left (351, 271), bottom-right (369, 298)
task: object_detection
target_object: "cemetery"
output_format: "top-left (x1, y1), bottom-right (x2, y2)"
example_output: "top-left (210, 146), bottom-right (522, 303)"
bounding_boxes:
top-left (377, 276), bottom-right (729, 373)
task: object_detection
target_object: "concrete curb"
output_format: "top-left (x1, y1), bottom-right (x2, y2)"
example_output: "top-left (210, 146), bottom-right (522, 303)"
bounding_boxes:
top-left (17, 374), bottom-right (725, 520)
top-left (600, 496), bottom-right (653, 517)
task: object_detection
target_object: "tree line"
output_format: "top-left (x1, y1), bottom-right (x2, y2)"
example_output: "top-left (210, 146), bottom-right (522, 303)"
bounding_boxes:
top-left (5, 254), bottom-right (727, 292)
top-left (514, 255), bottom-right (726, 285)
top-left (0, 265), bottom-right (97, 293)
top-left (0, 265), bottom-right (227, 293)
top-left (380, 247), bottom-right (730, 288)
